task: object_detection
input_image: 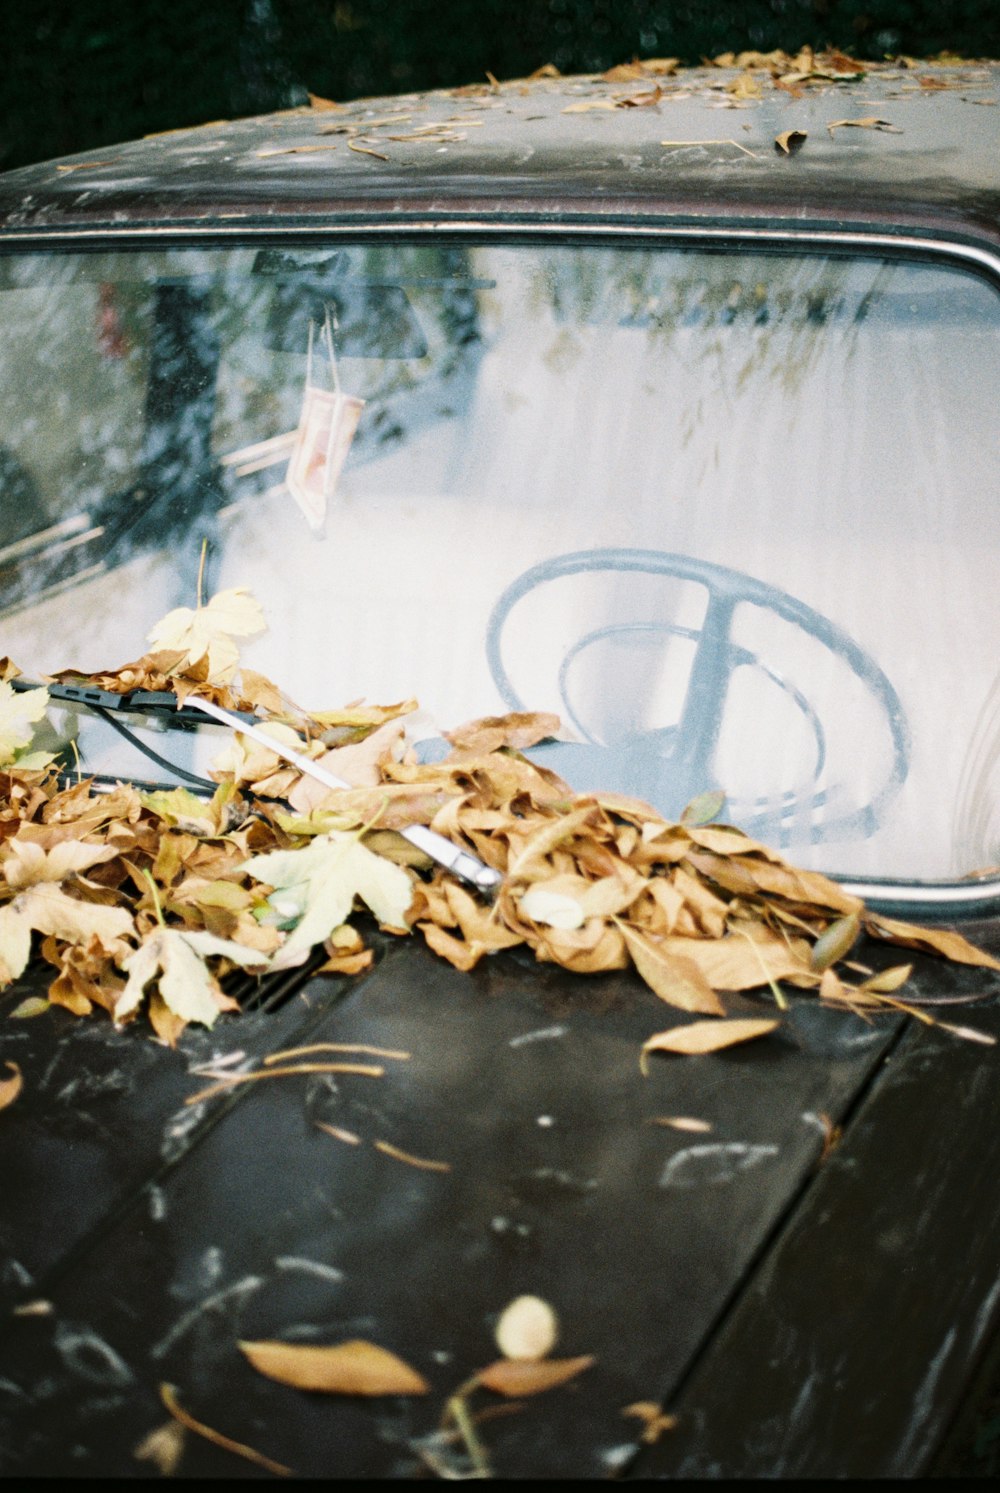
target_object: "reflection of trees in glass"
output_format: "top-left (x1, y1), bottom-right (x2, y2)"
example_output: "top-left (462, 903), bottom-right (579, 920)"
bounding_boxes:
top-left (515, 246), bottom-right (904, 484)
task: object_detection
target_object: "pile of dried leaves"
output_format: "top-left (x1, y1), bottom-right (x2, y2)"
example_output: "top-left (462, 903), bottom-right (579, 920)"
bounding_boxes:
top-left (0, 585), bottom-right (996, 1056)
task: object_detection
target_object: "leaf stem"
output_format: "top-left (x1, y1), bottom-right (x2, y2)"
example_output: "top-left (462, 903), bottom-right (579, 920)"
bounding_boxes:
top-left (735, 926), bottom-right (788, 1009)
top-left (442, 1386), bottom-right (492, 1479)
top-left (159, 1382), bottom-right (292, 1476)
top-left (143, 868), bottom-right (165, 928)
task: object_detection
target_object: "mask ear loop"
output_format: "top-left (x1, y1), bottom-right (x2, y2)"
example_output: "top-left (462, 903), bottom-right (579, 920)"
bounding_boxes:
top-left (321, 306), bottom-right (342, 497)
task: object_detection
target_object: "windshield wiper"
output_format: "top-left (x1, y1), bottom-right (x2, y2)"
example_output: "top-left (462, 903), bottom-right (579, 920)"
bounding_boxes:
top-left (12, 679), bottom-right (502, 896)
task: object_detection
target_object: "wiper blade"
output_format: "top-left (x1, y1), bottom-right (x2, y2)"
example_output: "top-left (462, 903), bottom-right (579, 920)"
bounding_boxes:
top-left (12, 679), bottom-right (503, 897)
top-left (11, 677), bottom-right (255, 730)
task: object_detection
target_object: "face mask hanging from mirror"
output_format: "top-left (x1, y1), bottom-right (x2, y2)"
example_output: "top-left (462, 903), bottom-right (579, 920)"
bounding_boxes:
top-left (285, 309), bottom-right (366, 534)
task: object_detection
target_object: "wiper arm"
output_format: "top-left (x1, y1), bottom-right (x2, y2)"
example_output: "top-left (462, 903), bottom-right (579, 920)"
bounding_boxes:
top-left (12, 679), bottom-right (502, 896)
top-left (188, 697), bottom-right (502, 896)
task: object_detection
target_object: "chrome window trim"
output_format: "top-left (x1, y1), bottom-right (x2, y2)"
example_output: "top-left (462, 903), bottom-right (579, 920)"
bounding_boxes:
top-left (0, 216), bottom-right (997, 915)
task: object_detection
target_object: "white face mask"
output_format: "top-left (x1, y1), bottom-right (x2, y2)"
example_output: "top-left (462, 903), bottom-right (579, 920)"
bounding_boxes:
top-left (285, 313), bottom-right (365, 534)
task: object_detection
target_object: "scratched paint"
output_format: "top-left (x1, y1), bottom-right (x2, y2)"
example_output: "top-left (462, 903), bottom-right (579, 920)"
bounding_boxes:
top-left (52, 1321), bottom-right (133, 1388)
top-left (151, 1275), bottom-right (265, 1360)
top-left (509, 1024), bottom-right (568, 1046)
top-left (658, 1143), bottom-right (780, 1189)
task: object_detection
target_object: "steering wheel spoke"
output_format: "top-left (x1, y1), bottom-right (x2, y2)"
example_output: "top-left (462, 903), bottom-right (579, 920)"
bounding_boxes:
top-left (486, 548), bottom-right (910, 846)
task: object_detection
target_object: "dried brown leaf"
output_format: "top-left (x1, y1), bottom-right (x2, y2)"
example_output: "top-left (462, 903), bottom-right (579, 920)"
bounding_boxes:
top-left (827, 116), bottom-right (902, 135)
top-left (774, 129), bottom-right (807, 154)
top-left (238, 1338), bottom-right (429, 1396)
top-left (642, 1017), bottom-right (779, 1062)
top-left (506, 805), bottom-right (599, 879)
top-left (620, 925), bottom-right (725, 1014)
top-left (418, 920), bottom-right (486, 972)
top-left (864, 915), bottom-right (1000, 970)
top-left (859, 963), bottom-right (913, 993)
top-left (0, 1060), bottom-right (23, 1109)
top-left (659, 927), bottom-right (811, 991)
top-left (445, 711), bottom-right (562, 755)
top-left (475, 1355), bottom-right (595, 1397)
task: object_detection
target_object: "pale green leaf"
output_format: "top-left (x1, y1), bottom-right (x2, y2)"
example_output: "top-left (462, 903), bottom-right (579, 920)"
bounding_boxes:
top-left (241, 832), bottom-right (414, 967)
top-left (0, 681), bottom-right (49, 766)
top-left (139, 787), bottom-right (218, 834)
top-left (680, 789), bottom-right (727, 826)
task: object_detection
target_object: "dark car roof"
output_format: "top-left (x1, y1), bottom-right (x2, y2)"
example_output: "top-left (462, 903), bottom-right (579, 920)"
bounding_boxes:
top-left (1, 56), bottom-right (999, 249)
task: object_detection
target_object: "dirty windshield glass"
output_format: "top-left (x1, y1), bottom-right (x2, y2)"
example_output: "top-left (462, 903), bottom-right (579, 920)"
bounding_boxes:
top-left (0, 239), bottom-right (997, 887)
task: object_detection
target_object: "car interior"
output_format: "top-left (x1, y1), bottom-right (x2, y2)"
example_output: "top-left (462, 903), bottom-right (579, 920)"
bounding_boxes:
top-left (0, 239), bottom-right (997, 887)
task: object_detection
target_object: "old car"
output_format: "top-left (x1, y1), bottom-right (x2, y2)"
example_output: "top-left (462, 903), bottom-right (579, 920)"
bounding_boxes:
top-left (1, 50), bottom-right (999, 1479)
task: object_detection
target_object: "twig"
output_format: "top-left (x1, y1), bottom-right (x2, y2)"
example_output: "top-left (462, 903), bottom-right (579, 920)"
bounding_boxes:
top-left (264, 1041), bottom-right (410, 1064)
top-left (158, 1382), bottom-right (292, 1476)
top-left (185, 1062), bottom-right (384, 1105)
top-left (374, 1140), bottom-right (451, 1173)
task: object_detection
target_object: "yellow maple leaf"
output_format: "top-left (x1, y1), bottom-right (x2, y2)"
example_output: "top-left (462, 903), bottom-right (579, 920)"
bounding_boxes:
top-left (115, 926), bottom-right (259, 1028)
top-left (146, 588), bottom-right (266, 685)
top-left (0, 681), bottom-right (51, 767)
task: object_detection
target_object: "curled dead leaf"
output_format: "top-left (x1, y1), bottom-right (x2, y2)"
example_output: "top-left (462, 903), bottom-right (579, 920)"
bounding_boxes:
top-left (863, 915), bottom-right (1000, 970)
top-left (774, 129), bottom-right (807, 155)
top-left (238, 1338), bottom-right (429, 1396)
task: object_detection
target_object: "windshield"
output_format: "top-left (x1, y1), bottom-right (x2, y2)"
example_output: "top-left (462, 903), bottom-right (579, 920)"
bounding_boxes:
top-left (0, 238), bottom-right (997, 888)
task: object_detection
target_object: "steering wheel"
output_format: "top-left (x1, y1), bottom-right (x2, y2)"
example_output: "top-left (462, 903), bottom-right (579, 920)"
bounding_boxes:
top-left (485, 549), bottom-right (910, 846)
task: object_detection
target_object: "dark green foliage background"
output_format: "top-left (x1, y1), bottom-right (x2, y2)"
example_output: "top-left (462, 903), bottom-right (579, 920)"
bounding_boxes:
top-left (3, 0), bottom-right (999, 171)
